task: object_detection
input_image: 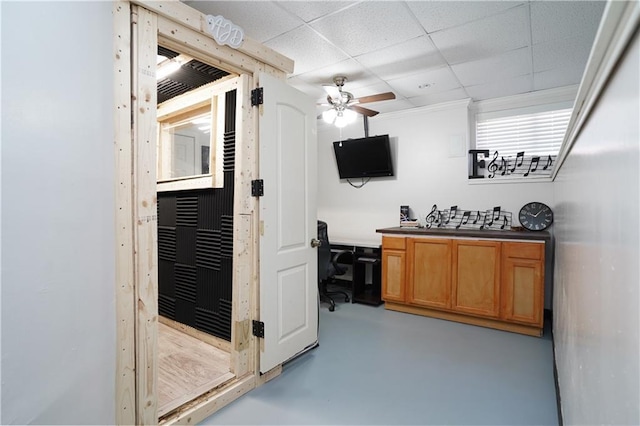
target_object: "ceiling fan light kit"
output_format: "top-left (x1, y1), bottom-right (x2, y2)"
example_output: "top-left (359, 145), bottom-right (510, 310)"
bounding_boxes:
top-left (321, 75), bottom-right (396, 127)
top-left (322, 107), bottom-right (357, 128)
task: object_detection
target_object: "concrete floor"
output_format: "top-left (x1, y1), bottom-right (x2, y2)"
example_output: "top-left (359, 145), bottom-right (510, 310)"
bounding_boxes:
top-left (201, 301), bottom-right (559, 425)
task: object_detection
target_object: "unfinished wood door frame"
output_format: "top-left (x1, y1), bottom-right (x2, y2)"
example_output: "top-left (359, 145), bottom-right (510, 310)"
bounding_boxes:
top-left (114, 1), bottom-right (292, 424)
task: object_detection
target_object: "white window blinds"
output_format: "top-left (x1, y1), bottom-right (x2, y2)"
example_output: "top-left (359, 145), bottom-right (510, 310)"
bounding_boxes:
top-left (475, 108), bottom-right (572, 157)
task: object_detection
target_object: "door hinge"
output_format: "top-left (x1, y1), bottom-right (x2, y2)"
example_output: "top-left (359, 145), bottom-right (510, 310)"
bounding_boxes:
top-left (251, 179), bottom-right (264, 197)
top-left (252, 320), bottom-right (265, 338)
top-left (251, 87), bottom-right (263, 106)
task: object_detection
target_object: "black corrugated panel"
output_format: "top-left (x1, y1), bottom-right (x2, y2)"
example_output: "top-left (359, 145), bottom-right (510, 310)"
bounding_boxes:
top-left (176, 196), bottom-right (198, 227)
top-left (158, 259), bottom-right (176, 299)
top-left (158, 46), bottom-right (179, 60)
top-left (223, 171), bottom-right (234, 215)
top-left (158, 196), bottom-right (176, 227)
top-left (196, 229), bottom-right (221, 270)
top-left (158, 226), bottom-right (176, 262)
top-left (157, 46), bottom-right (230, 104)
top-left (175, 298), bottom-right (196, 327)
top-left (220, 216), bottom-right (234, 259)
top-left (158, 79), bottom-right (194, 104)
top-left (156, 68), bottom-right (236, 341)
top-left (175, 263), bottom-right (197, 303)
top-left (195, 300), bottom-right (232, 340)
top-left (223, 131), bottom-right (236, 173)
top-left (196, 267), bottom-right (220, 312)
top-left (197, 190), bottom-right (223, 230)
top-left (176, 226), bottom-right (197, 266)
top-left (225, 90), bottom-right (237, 132)
top-left (219, 258), bottom-right (233, 302)
top-left (158, 294), bottom-right (176, 319)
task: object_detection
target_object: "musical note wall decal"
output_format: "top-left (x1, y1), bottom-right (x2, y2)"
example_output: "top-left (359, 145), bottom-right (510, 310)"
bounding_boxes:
top-left (524, 156), bottom-right (540, 177)
top-left (510, 151), bottom-right (524, 173)
top-left (487, 151), bottom-right (499, 178)
top-left (500, 157), bottom-right (509, 176)
top-left (423, 205), bottom-right (512, 231)
top-left (468, 150), bottom-right (556, 180)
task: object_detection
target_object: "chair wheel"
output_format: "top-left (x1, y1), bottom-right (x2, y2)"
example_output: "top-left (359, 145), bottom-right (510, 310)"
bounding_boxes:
top-left (345, 296), bottom-right (350, 302)
top-left (329, 305), bottom-right (335, 312)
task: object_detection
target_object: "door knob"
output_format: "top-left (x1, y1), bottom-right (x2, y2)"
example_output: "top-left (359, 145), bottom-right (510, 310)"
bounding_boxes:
top-left (310, 238), bottom-right (321, 248)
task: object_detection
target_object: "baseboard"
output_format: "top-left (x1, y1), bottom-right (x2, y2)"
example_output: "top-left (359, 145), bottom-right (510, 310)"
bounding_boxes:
top-left (549, 311), bottom-right (564, 426)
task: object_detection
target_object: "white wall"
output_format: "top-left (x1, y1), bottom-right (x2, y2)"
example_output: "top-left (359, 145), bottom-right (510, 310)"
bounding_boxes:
top-left (318, 100), bottom-right (559, 308)
top-left (317, 101), bottom-right (556, 246)
top-left (552, 30), bottom-right (639, 425)
top-left (1, 2), bottom-right (116, 424)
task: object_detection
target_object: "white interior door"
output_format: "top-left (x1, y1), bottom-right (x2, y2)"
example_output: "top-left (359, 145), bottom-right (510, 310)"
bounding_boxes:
top-left (258, 72), bottom-right (318, 373)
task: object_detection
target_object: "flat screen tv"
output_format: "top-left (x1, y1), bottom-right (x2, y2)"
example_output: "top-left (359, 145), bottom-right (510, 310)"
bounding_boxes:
top-left (332, 135), bottom-right (394, 179)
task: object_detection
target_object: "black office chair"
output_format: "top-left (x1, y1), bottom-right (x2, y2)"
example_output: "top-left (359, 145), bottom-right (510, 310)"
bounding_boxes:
top-left (317, 220), bottom-right (351, 312)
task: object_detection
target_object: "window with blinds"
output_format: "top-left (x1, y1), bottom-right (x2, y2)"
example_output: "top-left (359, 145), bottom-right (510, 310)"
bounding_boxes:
top-left (475, 108), bottom-right (572, 157)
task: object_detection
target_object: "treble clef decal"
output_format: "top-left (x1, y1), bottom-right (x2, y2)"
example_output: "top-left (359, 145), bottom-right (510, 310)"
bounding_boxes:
top-left (425, 204), bottom-right (439, 229)
top-left (487, 150), bottom-right (499, 178)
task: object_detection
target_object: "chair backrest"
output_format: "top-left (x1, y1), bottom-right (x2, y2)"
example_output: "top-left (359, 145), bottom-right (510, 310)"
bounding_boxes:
top-left (317, 220), bottom-right (331, 281)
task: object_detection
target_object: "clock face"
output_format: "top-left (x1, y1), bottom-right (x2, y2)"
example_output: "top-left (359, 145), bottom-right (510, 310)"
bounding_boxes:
top-left (519, 202), bottom-right (553, 231)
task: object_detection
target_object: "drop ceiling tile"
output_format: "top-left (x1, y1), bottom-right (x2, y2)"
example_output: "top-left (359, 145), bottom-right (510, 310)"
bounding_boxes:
top-left (293, 59), bottom-right (383, 93)
top-left (355, 35), bottom-right (447, 81)
top-left (370, 99), bottom-right (415, 115)
top-left (407, 1), bottom-right (525, 33)
top-left (310, 2), bottom-right (424, 57)
top-left (533, 66), bottom-right (585, 91)
top-left (286, 76), bottom-right (327, 103)
top-left (531, 1), bottom-right (606, 45)
top-left (465, 74), bottom-right (533, 101)
top-left (185, 1), bottom-right (303, 43)
top-left (349, 80), bottom-right (397, 99)
top-left (451, 47), bottom-right (531, 86)
top-left (276, 1), bottom-right (358, 23)
top-left (409, 88), bottom-right (469, 108)
top-left (387, 66), bottom-right (461, 98)
top-left (533, 36), bottom-right (594, 73)
top-left (264, 26), bottom-right (349, 75)
top-left (430, 4), bottom-right (530, 65)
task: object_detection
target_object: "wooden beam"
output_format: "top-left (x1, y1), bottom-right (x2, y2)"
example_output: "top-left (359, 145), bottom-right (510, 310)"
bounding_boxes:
top-left (160, 375), bottom-right (256, 425)
top-left (231, 74), bottom-right (256, 376)
top-left (132, 5), bottom-right (160, 424)
top-left (159, 316), bottom-right (231, 353)
top-left (133, 0), bottom-right (294, 74)
top-left (157, 16), bottom-right (257, 75)
top-left (114, 1), bottom-right (136, 424)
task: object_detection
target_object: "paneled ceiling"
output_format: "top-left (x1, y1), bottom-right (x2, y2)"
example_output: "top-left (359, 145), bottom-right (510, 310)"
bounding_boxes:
top-left (184, 1), bottom-right (606, 116)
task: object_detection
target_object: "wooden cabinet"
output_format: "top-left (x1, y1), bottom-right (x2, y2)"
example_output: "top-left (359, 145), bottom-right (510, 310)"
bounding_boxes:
top-left (501, 242), bottom-right (544, 327)
top-left (407, 238), bottom-right (451, 309)
top-left (381, 237), bottom-right (406, 302)
top-left (380, 233), bottom-right (547, 337)
top-left (452, 240), bottom-right (501, 318)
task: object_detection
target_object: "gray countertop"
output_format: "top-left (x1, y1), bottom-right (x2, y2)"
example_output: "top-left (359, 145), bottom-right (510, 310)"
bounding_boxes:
top-left (376, 226), bottom-right (551, 242)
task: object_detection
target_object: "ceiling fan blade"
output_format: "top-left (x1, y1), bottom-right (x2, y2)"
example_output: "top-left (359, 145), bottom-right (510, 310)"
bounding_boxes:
top-left (322, 84), bottom-right (341, 99)
top-left (356, 92), bottom-right (396, 104)
top-left (351, 105), bottom-right (379, 117)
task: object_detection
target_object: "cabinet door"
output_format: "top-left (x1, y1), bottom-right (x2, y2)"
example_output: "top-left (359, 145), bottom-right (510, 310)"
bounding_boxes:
top-left (382, 249), bottom-right (405, 302)
top-left (407, 238), bottom-right (452, 309)
top-left (501, 243), bottom-right (544, 326)
top-left (452, 240), bottom-right (501, 318)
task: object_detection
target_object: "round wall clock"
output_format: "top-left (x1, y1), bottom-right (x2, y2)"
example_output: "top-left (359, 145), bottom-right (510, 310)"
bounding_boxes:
top-left (519, 202), bottom-right (554, 231)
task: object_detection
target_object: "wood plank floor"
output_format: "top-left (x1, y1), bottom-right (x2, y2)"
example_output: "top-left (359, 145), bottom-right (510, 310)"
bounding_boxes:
top-left (158, 323), bottom-right (234, 418)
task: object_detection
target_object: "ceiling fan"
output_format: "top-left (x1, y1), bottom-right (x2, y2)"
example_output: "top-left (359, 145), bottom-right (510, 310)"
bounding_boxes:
top-left (320, 76), bottom-right (395, 127)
